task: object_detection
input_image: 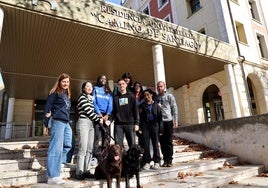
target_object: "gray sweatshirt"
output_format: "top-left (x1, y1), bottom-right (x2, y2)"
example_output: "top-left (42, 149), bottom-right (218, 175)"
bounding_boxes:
top-left (157, 92), bottom-right (178, 122)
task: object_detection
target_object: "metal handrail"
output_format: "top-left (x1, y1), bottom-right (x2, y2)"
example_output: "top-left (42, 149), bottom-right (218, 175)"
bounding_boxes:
top-left (0, 121), bottom-right (43, 140)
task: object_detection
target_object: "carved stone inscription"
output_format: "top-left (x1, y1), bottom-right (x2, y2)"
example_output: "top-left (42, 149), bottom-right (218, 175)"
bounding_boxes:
top-left (91, 3), bottom-right (201, 50)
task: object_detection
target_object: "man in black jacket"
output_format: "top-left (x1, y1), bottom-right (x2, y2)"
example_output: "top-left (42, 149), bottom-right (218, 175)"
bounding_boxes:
top-left (112, 78), bottom-right (139, 148)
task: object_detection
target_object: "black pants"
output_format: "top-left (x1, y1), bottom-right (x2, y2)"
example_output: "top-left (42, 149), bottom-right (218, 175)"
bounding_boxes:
top-left (114, 124), bottom-right (135, 148)
top-left (93, 123), bottom-right (110, 159)
top-left (142, 122), bottom-right (161, 163)
top-left (159, 121), bottom-right (174, 163)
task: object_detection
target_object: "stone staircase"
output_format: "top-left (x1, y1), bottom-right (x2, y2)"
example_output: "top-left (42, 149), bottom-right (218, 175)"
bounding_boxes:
top-left (0, 136), bottom-right (266, 188)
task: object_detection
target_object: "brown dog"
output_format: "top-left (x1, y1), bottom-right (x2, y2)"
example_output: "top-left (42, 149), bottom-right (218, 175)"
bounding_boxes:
top-left (94, 144), bottom-right (122, 188)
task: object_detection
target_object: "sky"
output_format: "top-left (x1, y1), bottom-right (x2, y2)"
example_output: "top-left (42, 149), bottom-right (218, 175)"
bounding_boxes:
top-left (106, 0), bottom-right (121, 5)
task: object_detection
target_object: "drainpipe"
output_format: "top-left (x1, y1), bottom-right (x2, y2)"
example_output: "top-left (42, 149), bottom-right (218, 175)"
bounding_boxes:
top-left (226, 0), bottom-right (253, 116)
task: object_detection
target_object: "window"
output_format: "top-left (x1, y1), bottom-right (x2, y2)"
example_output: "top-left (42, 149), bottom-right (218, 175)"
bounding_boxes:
top-left (257, 34), bottom-right (268, 58)
top-left (249, 0), bottom-right (260, 21)
top-left (158, 0), bottom-right (168, 8)
top-left (164, 15), bottom-right (171, 22)
top-left (142, 6), bottom-right (150, 15)
top-left (235, 21), bottom-right (248, 44)
top-left (189, 0), bottom-right (201, 14)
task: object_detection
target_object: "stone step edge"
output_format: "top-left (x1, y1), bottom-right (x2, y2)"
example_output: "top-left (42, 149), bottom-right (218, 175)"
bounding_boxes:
top-left (0, 139), bottom-right (194, 150)
top-left (0, 156), bottom-right (238, 180)
top-left (0, 152), bottom-right (214, 172)
top-left (20, 161), bottom-right (261, 188)
top-left (155, 165), bottom-right (265, 188)
top-left (0, 148), bottom-right (209, 165)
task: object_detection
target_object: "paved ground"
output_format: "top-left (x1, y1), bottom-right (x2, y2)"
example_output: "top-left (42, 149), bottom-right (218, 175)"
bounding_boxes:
top-left (26, 176), bottom-right (268, 188)
top-left (143, 176), bottom-right (268, 188)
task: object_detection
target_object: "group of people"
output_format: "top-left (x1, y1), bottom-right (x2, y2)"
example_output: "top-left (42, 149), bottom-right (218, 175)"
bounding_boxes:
top-left (43, 72), bottom-right (178, 185)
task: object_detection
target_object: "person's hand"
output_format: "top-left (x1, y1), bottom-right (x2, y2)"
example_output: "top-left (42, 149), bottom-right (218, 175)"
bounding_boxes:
top-left (43, 127), bottom-right (49, 136)
top-left (105, 120), bottom-right (111, 126)
top-left (134, 125), bottom-right (139, 131)
top-left (173, 121), bottom-right (178, 128)
top-left (103, 115), bottom-right (109, 121)
top-left (99, 118), bottom-right (104, 125)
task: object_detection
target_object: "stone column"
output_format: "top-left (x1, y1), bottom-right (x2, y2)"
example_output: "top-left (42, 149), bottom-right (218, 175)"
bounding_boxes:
top-left (0, 8), bottom-right (4, 42)
top-left (5, 98), bottom-right (15, 139)
top-left (224, 64), bottom-right (241, 118)
top-left (152, 44), bottom-right (166, 87)
top-left (0, 8), bottom-right (4, 41)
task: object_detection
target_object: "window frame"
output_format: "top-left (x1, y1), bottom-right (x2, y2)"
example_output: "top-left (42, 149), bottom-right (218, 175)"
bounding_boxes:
top-left (235, 21), bottom-right (248, 44)
top-left (249, 0), bottom-right (260, 22)
top-left (256, 34), bottom-right (268, 59)
top-left (158, 0), bottom-right (169, 10)
top-left (186, 0), bottom-right (202, 17)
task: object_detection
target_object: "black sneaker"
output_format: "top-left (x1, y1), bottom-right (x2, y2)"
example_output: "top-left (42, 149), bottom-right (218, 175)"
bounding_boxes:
top-left (167, 162), bottom-right (173, 167)
top-left (162, 162), bottom-right (168, 167)
top-left (76, 174), bottom-right (85, 180)
top-left (84, 172), bottom-right (94, 178)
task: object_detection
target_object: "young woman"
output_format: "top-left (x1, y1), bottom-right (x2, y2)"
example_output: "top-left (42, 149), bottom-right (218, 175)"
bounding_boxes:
top-left (133, 81), bottom-right (144, 146)
top-left (93, 75), bottom-right (113, 160)
top-left (139, 89), bottom-right (162, 170)
top-left (43, 73), bottom-right (72, 185)
top-left (133, 81), bottom-right (144, 106)
top-left (76, 81), bottom-right (103, 180)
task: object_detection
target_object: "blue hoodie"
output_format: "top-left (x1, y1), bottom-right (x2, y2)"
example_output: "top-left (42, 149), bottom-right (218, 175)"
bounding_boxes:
top-left (93, 86), bottom-right (113, 115)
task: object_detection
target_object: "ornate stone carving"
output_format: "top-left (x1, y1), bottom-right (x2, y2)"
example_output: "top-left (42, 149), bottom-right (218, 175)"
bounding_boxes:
top-left (32, 0), bottom-right (57, 11)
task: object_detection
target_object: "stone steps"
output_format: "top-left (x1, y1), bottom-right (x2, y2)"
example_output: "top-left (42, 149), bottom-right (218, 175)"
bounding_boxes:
top-left (142, 165), bottom-right (265, 188)
top-left (0, 138), bottom-right (266, 188)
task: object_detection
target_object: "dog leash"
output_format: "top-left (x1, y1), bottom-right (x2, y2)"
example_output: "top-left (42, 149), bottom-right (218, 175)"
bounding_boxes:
top-left (98, 122), bottom-right (119, 162)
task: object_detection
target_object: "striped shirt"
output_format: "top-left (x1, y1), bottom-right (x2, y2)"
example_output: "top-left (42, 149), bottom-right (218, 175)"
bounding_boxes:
top-left (77, 93), bottom-right (100, 122)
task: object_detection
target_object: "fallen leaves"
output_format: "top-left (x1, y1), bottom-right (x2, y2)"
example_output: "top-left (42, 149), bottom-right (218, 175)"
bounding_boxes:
top-left (257, 172), bottom-right (268, 177)
top-left (229, 180), bottom-right (238, 184)
top-left (218, 162), bottom-right (234, 170)
top-left (201, 150), bottom-right (232, 159)
top-left (178, 171), bottom-right (204, 179)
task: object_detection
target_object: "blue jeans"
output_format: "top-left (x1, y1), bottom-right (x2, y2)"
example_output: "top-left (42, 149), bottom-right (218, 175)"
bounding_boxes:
top-left (76, 118), bottom-right (95, 175)
top-left (47, 119), bottom-right (73, 178)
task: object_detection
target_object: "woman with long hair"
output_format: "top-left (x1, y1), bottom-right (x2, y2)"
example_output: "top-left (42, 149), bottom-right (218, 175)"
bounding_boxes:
top-left (43, 73), bottom-right (72, 185)
top-left (76, 81), bottom-right (103, 180)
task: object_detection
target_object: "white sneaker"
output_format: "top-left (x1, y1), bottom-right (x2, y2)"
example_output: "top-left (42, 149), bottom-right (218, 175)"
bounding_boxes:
top-left (90, 157), bottom-right (98, 166)
top-left (47, 177), bottom-right (65, 185)
top-left (153, 163), bottom-right (160, 169)
top-left (61, 163), bottom-right (72, 168)
top-left (142, 163), bottom-right (150, 170)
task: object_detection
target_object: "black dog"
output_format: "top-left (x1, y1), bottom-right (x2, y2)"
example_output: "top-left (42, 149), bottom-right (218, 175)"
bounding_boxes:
top-left (122, 144), bottom-right (144, 188)
top-left (94, 144), bottom-right (123, 188)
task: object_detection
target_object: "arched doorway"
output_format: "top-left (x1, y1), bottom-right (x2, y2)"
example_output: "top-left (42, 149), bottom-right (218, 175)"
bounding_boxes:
top-left (202, 84), bottom-right (224, 122)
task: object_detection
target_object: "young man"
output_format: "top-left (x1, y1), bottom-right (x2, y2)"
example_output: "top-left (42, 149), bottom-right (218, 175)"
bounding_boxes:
top-left (112, 78), bottom-right (139, 148)
top-left (157, 81), bottom-right (178, 167)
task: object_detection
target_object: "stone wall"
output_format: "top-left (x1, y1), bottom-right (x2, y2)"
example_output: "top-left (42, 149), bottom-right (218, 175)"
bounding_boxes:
top-left (175, 113), bottom-right (268, 170)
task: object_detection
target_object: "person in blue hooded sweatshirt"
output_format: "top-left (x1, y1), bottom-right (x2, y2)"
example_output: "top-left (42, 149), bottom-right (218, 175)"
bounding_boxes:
top-left (92, 75), bottom-right (113, 160)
